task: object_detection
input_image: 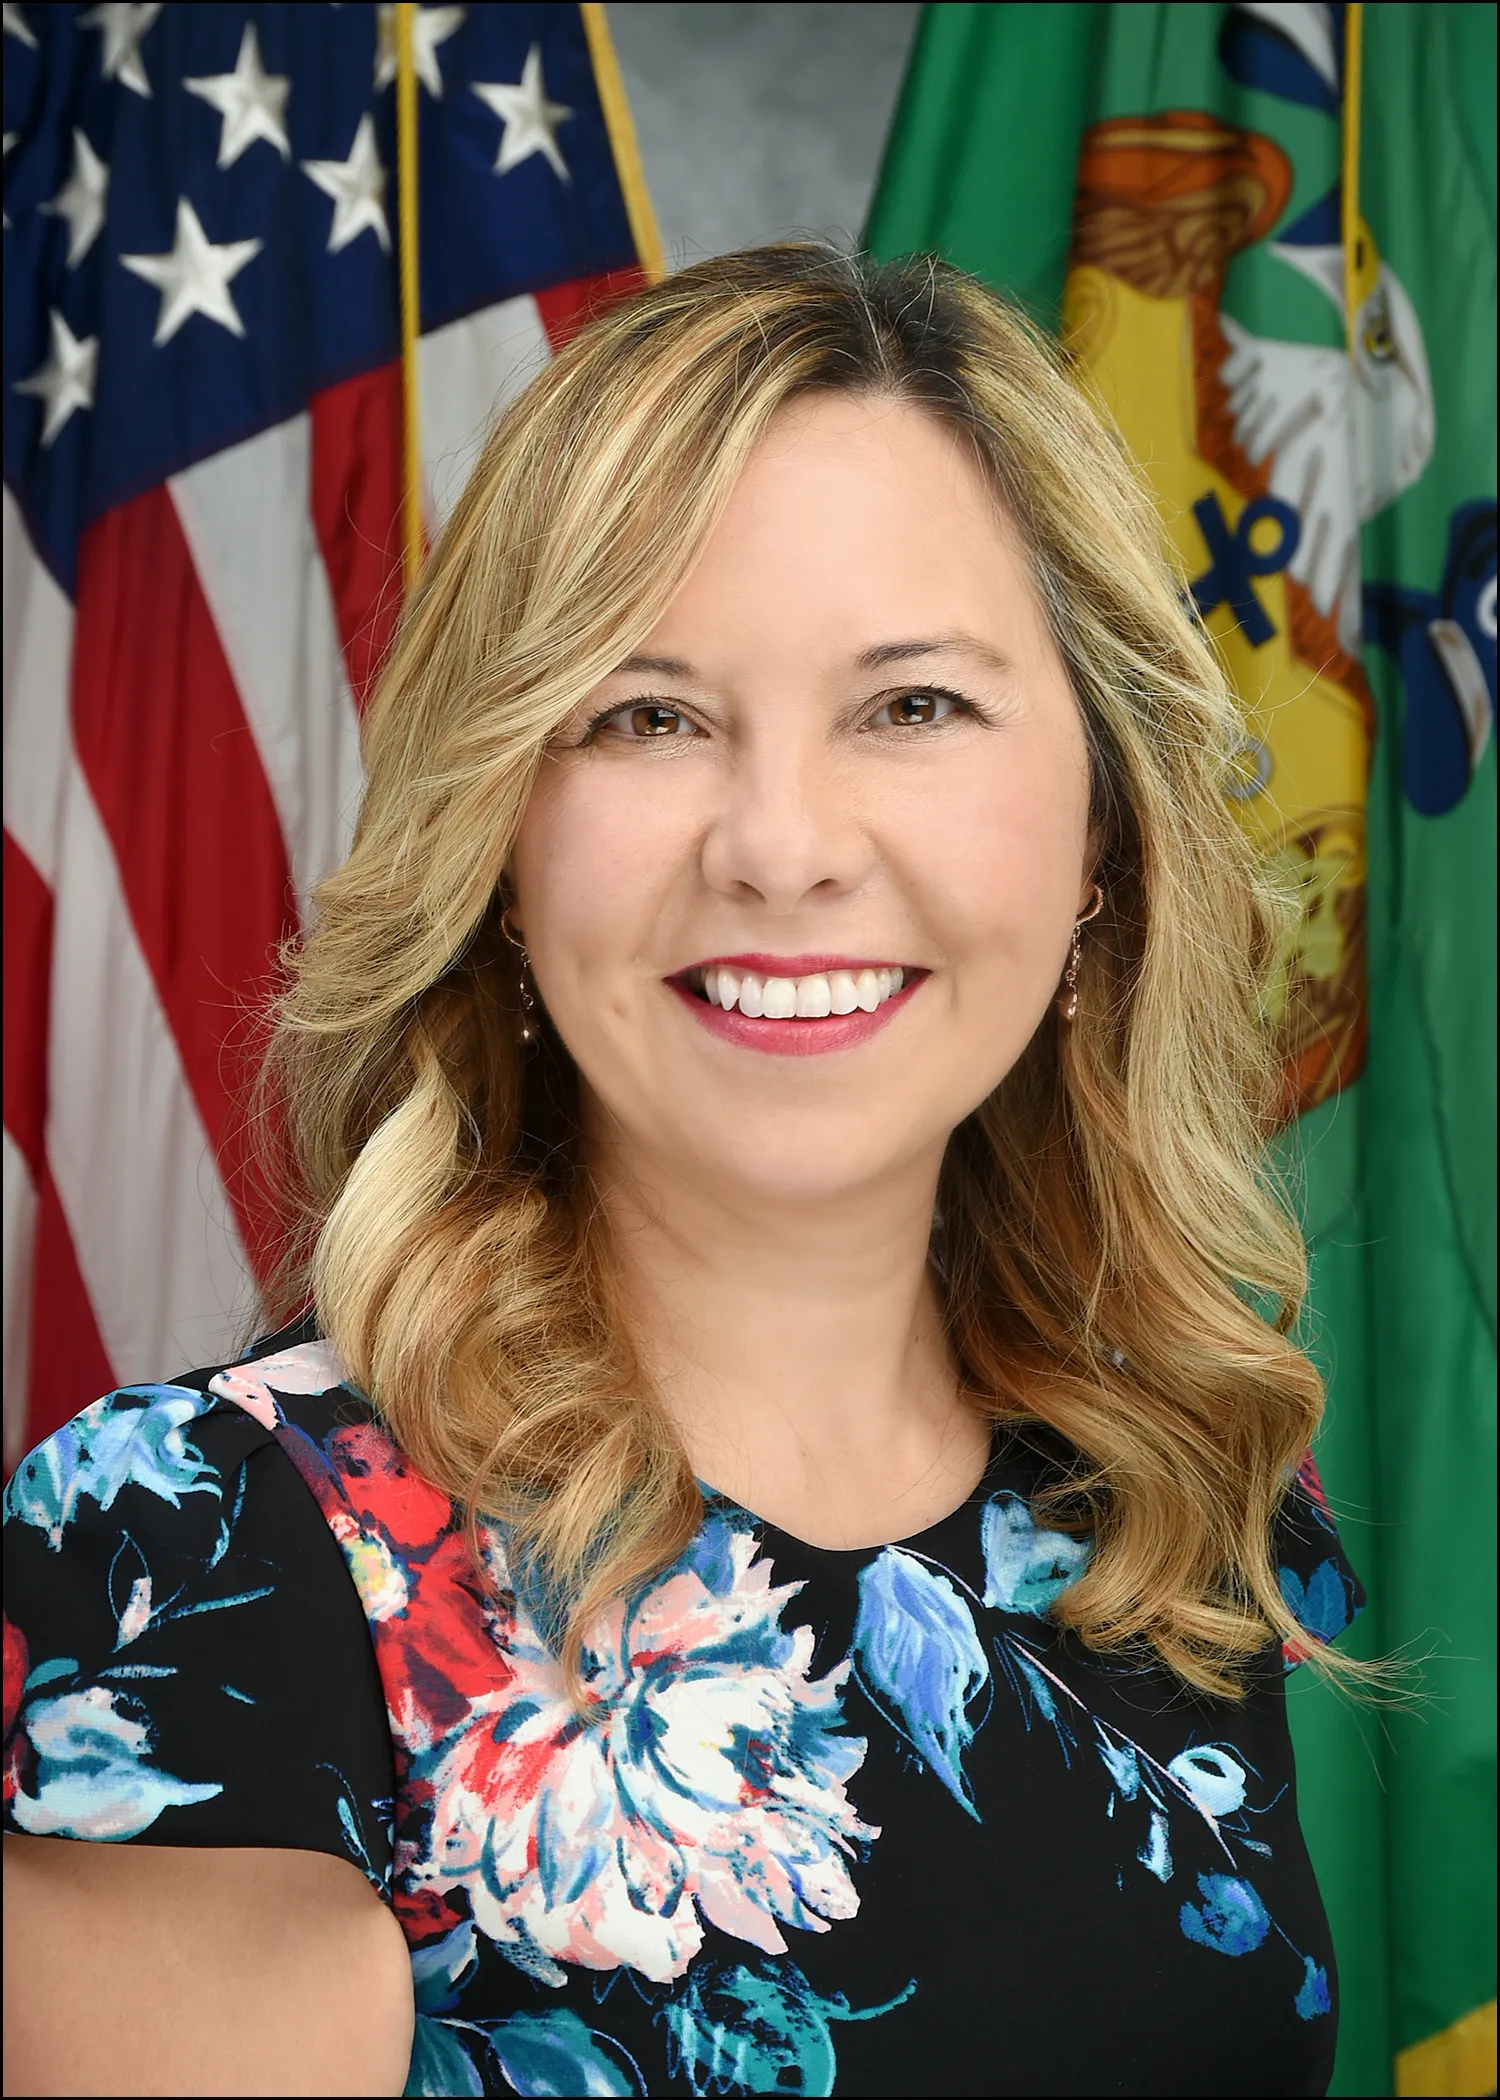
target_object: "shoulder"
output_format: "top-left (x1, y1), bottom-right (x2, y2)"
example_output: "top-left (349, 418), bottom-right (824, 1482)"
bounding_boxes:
top-left (3, 1320), bottom-right (374, 1556)
top-left (0, 1315), bottom-right (427, 1658)
top-left (986, 1426), bottom-right (1367, 1673)
top-left (204, 1326), bottom-right (466, 1602)
top-left (3, 1323), bottom-right (400, 1878)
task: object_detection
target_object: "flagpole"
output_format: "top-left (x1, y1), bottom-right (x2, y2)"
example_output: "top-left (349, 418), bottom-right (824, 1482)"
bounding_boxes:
top-left (1341, 2), bottom-right (1363, 359)
top-left (395, 2), bottom-right (423, 593)
top-left (579, 2), bottom-right (665, 282)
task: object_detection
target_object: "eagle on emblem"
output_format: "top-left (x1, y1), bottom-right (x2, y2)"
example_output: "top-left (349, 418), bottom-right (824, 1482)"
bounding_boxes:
top-left (1217, 3), bottom-right (1436, 658)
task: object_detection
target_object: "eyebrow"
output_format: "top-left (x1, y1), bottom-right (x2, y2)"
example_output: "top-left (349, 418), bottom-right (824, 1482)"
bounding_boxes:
top-left (854, 634), bottom-right (1014, 675)
top-left (610, 634), bottom-right (1014, 680)
top-left (613, 653), bottom-right (695, 676)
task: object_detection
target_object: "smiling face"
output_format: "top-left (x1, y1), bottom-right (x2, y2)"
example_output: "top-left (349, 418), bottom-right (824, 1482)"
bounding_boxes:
top-left (508, 391), bottom-right (1096, 1208)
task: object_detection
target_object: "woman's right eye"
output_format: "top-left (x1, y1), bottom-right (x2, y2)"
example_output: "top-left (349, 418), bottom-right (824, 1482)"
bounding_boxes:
top-left (595, 703), bottom-right (702, 739)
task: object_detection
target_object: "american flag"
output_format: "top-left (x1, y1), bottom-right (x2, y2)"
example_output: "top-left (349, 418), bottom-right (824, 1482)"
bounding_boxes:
top-left (3, 1), bottom-right (652, 1466)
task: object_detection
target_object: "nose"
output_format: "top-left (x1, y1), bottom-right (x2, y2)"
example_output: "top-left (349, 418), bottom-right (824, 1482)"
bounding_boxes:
top-left (699, 726), bottom-right (875, 912)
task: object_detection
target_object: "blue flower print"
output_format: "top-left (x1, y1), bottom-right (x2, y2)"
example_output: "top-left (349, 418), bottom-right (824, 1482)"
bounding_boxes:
top-left (406, 1994), bottom-right (645, 2096)
top-left (489, 2010), bottom-right (644, 2097)
top-left (1279, 1558), bottom-right (1358, 1647)
top-left (1179, 1873), bottom-right (1272, 1955)
top-left (852, 1549), bottom-right (989, 1816)
top-left (663, 1956), bottom-right (915, 2099)
top-left (9, 1683), bottom-right (220, 1839)
top-left (1295, 1957), bottom-right (1333, 2020)
top-left (4, 1386), bottom-right (219, 1550)
top-left (405, 2017), bottom-right (487, 2098)
top-left (1098, 1734), bottom-right (1142, 1801)
top-left (979, 1492), bottom-right (1091, 1616)
top-left (410, 1919), bottom-right (480, 2018)
top-left (1137, 1808), bottom-right (1173, 1882)
top-left (1167, 1745), bottom-right (1248, 1820)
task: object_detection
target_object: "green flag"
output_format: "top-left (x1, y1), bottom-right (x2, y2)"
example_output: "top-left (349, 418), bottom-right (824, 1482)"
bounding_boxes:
top-left (867, 7), bottom-right (1497, 2095)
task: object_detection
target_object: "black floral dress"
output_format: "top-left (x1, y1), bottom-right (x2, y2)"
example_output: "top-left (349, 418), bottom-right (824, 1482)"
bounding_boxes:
top-left (2, 1321), bottom-right (1363, 2097)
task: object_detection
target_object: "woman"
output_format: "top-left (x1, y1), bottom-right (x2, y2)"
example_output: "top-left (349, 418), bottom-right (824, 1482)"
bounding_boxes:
top-left (3, 245), bottom-right (1365, 2098)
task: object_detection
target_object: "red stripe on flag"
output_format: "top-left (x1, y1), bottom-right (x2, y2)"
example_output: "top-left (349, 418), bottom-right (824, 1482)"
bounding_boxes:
top-left (533, 267), bottom-right (648, 350)
top-left (2, 829), bottom-right (52, 1183)
top-left (309, 361), bottom-right (406, 713)
top-left (24, 1159), bottom-right (116, 1448)
top-left (69, 489), bottom-right (296, 1283)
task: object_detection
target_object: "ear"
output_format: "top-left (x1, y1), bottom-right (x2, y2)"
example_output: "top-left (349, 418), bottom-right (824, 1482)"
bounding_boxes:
top-left (495, 877), bottom-right (524, 943)
top-left (498, 896), bottom-right (527, 949)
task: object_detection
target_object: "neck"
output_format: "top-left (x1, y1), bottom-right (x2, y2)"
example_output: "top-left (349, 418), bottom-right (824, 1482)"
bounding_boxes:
top-left (586, 1119), bottom-right (989, 1547)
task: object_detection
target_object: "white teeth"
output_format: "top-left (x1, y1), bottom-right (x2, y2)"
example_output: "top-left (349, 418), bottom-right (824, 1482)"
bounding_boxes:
top-left (697, 964), bottom-right (911, 1018)
top-left (762, 977), bottom-right (797, 1019)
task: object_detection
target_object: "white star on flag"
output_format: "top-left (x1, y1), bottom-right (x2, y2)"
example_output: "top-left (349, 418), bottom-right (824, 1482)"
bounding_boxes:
top-left (40, 128), bottom-right (111, 267)
top-left (15, 308), bottom-right (99, 446)
top-left (302, 115), bottom-right (390, 254)
top-left (3, 4), bottom-right (37, 49)
top-left (184, 23), bottom-right (292, 170)
top-left (120, 198), bottom-right (263, 346)
top-left (80, 3), bottom-right (163, 99)
top-left (373, 4), bottom-right (465, 97)
top-left (473, 44), bottom-right (572, 182)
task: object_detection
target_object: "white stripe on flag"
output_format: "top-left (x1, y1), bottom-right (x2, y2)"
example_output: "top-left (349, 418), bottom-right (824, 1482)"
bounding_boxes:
top-left (3, 487), bottom-right (73, 1438)
top-left (2, 1126), bottom-right (38, 1469)
top-left (420, 296), bottom-right (552, 531)
top-left (47, 760), bottom-right (255, 1385)
top-left (2, 485), bottom-right (74, 886)
top-left (170, 416), bottom-right (366, 914)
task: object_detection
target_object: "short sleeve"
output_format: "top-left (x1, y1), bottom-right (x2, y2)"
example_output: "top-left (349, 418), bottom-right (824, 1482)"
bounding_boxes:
top-left (3, 1383), bottom-right (395, 1894)
top-left (1274, 1449), bottom-right (1368, 1669)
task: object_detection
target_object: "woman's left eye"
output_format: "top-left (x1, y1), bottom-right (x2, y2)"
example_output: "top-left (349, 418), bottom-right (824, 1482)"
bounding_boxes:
top-left (871, 688), bottom-right (966, 729)
top-left (597, 703), bottom-right (702, 739)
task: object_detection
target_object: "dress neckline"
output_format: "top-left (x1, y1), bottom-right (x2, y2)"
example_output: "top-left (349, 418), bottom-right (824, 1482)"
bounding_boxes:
top-left (698, 1419), bottom-right (1019, 1561)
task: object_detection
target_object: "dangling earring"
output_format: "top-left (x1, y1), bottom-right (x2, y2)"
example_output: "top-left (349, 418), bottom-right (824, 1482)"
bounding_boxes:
top-left (499, 908), bottom-right (538, 1045)
top-left (1057, 883), bottom-right (1104, 1023)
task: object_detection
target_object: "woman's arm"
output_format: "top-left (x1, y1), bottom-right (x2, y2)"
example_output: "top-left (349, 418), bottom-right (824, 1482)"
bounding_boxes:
top-left (2, 1836), bottom-right (415, 2098)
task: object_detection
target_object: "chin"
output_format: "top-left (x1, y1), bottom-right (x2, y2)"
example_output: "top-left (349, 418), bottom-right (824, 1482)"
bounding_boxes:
top-left (663, 1110), bottom-right (942, 1207)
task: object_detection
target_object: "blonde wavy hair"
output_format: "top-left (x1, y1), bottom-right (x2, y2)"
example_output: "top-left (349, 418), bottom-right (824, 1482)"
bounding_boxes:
top-left (259, 242), bottom-right (1355, 1701)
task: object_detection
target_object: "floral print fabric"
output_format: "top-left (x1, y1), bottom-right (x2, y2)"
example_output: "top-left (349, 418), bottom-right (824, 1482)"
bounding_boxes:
top-left (3, 1325), bottom-right (1363, 2098)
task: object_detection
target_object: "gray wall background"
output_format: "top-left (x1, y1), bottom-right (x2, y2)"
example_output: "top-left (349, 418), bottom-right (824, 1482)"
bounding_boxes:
top-left (608, 3), bottom-right (921, 268)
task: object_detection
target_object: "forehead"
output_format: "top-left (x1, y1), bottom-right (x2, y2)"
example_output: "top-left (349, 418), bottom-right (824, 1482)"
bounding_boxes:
top-left (641, 393), bottom-right (1040, 668)
top-left (722, 390), bottom-right (1010, 549)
